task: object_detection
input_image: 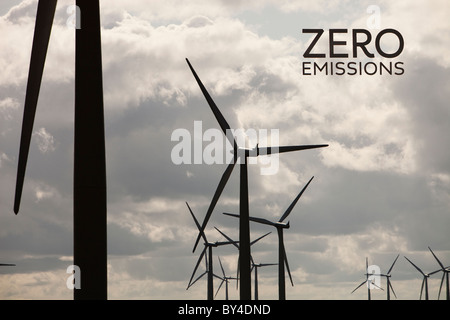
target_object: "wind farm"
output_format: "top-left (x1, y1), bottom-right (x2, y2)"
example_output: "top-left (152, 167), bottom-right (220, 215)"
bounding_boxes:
top-left (1, 0), bottom-right (449, 302)
top-left (185, 58), bottom-right (328, 300)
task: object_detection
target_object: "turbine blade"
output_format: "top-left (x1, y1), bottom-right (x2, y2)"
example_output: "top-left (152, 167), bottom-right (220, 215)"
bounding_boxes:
top-left (428, 246), bottom-right (446, 270)
top-left (257, 144), bottom-right (328, 156)
top-left (351, 280), bottom-right (367, 294)
top-left (438, 272), bottom-right (445, 299)
top-left (185, 58), bottom-right (237, 149)
top-left (371, 280), bottom-right (383, 291)
top-left (279, 176), bottom-right (314, 223)
top-left (420, 278), bottom-right (425, 300)
top-left (223, 212), bottom-right (277, 227)
top-left (429, 268), bottom-right (443, 276)
top-left (389, 280), bottom-right (397, 299)
top-left (404, 256), bottom-right (426, 277)
top-left (186, 202), bottom-right (207, 243)
top-left (214, 227), bottom-right (239, 250)
top-left (0, 264), bottom-right (15, 266)
top-left (14, 0), bottom-right (57, 214)
top-left (260, 263), bottom-right (277, 267)
top-left (365, 257), bottom-right (369, 277)
top-left (213, 273), bottom-right (223, 280)
top-left (215, 279), bottom-right (225, 297)
top-left (282, 242), bottom-right (294, 287)
top-left (216, 240), bottom-right (239, 246)
top-left (387, 254), bottom-right (400, 275)
top-left (188, 247), bottom-right (207, 287)
top-left (193, 161), bottom-right (236, 252)
top-left (187, 271), bottom-right (207, 289)
top-left (250, 231), bottom-right (271, 246)
top-left (218, 256), bottom-right (226, 278)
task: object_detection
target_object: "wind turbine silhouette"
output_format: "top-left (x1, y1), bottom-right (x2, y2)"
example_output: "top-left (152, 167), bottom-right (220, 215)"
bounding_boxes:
top-left (224, 175), bottom-right (314, 300)
top-left (404, 256), bottom-right (441, 300)
top-left (377, 254), bottom-right (399, 300)
top-left (186, 58), bottom-right (328, 300)
top-left (186, 202), bottom-right (238, 300)
top-left (428, 246), bottom-right (450, 300)
top-left (14, 1), bottom-right (107, 299)
top-left (215, 256), bottom-right (238, 300)
top-left (251, 261), bottom-right (277, 300)
top-left (351, 257), bottom-right (383, 300)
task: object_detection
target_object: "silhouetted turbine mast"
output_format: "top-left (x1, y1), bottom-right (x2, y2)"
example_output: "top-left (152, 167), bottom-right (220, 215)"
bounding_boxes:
top-left (14, 1), bottom-right (107, 300)
top-left (186, 59), bottom-right (327, 299)
top-left (251, 262), bottom-right (277, 300)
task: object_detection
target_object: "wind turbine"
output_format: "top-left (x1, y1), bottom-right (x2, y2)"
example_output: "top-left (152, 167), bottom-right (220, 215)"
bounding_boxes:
top-left (186, 202), bottom-right (238, 300)
top-left (428, 246), bottom-right (450, 300)
top-left (13, 1), bottom-right (107, 300)
top-left (186, 58), bottom-right (328, 300)
top-left (215, 256), bottom-right (238, 300)
top-left (224, 175), bottom-right (314, 300)
top-left (251, 261), bottom-right (277, 300)
top-left (404, 256), bottom-right (441, 300)
top-left (378, 254), bottom-right (399, 300)
top-left (351, 257), bottom-right (383, 300)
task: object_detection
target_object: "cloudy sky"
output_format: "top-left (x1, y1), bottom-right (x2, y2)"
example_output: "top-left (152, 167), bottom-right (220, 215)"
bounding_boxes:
top-left (0, 0), bottom-right (449, 300)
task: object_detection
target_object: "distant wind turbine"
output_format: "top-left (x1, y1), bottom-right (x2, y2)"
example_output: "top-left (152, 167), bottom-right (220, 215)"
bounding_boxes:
top-left (251, 261), bottom-right (277, 300)
top-left (377, 254), bottom-right (399, 300)
top-left (351, 257), bottom-right (383, 300)
top-left (215, 256), bottom-right (238, 300)
top-left (14, 0), bottom-right (107, 300)
top-left (404, 256), bottom-right (441, 300)
top-left (186, 202), bottom-right (238, 300)
top-left (224, 176), bottom-right (315, 300)
top-left (186, 58), bottom-right (328, 299)
top-left (428, 246), bottom-right (450, 300)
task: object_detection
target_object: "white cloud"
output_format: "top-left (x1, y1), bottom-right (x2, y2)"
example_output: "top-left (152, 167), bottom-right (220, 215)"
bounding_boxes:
top-left (33, 127), bottom-right (56, 153)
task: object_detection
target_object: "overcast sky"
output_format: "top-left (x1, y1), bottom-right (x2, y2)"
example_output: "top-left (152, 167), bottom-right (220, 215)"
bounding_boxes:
top-left (0, 0), bottom-right (449, 300)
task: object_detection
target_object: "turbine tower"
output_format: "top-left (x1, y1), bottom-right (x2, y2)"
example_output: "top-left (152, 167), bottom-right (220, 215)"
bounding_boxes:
top-left (224, 176), bottom-right (314, 300)
top-left (428, 246), bottom-right (450, 300)
top-left (404, 256), bottom-right (441, 300)
top-left (351, 257), bottom-right (383, 300)
top-left (14, 1), bottom-right (107, 300)
top-left (251, 262), bottom-right (277, 300)
top-left (186, 59), bottom-right (328, 300)
top-left (186, 202), bottom-right (237, 300)
top-left (215, 256), bottom-right (238, 300)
